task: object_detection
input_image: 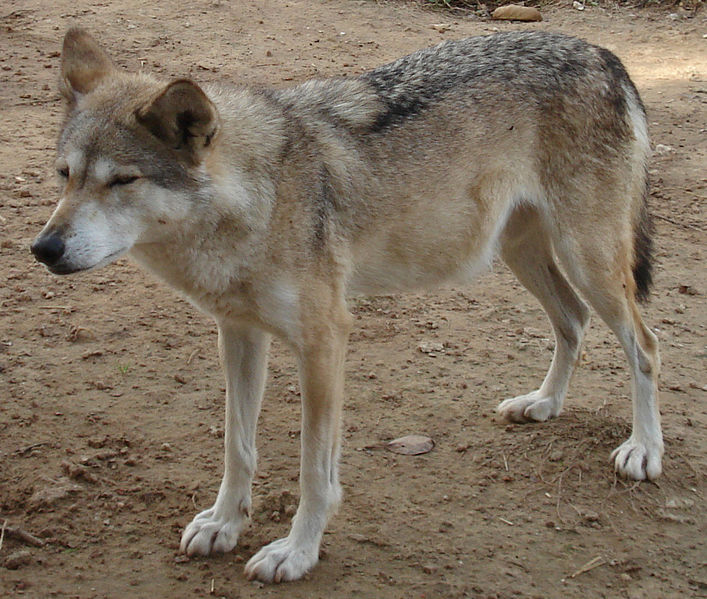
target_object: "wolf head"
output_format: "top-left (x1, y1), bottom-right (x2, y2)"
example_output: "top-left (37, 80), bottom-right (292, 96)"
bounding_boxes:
top-left (31, 28), bottom-right (219, 274)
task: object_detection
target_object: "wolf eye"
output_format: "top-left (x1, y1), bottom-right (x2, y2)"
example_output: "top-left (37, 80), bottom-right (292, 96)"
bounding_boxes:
top-left (58, 167), bottom-right (69, 178)
top-left (109, 175), bottom-right (140, 188)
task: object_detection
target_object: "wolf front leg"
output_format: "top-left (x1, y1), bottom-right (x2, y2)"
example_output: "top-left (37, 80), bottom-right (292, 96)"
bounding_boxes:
top-left (245, 304), bottom-right (351, 583)
top-left (181, 323), bottom-right (270, 556)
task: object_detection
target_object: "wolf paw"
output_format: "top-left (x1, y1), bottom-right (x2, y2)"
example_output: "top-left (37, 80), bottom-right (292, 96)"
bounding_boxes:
top-left (611, 436), bottom-right (663, 481)
top-left (497, 391), bottom-right (562, 423)
top-left (180, 506), bottom-right (246, 556)
top-left (244, 537), bottom-right (319, 583)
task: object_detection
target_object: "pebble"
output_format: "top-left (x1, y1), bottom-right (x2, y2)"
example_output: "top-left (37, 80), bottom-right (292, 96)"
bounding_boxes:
top-left (491, 5), bottom-right (542, 22)
top-left (548, 450), bottom-right (564, 462)
top-left (581, 509), bottom-right (600, 523)
top-left (418, 341), bottom-right (444, 354)
top-left (28, 477), bottom-right (81, 508)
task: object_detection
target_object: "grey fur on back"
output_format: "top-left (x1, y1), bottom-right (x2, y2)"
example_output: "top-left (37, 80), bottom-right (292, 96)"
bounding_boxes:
top-left (361, 32), bottom-right (643, 132)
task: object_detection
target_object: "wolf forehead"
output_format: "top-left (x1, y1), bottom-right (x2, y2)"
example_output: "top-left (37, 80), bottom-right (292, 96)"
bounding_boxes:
top-left (58, 91), bottom-right (196, 190)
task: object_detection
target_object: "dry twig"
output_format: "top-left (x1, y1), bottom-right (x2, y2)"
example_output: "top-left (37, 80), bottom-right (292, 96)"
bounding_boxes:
top-left (14, 442), bottom-right (48, 456)
top-left (568, 555), bottom-right (606, 579)
top-left (653, 213), bottom-right (704, 232)
top-left (2, 524), bottom-right (45, 547)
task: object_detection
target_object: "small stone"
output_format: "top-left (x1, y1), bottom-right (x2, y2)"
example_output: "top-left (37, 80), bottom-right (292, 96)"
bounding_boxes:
top-left (492, 5), bottom-right (542, 22)
top-left (66, 326), bottom-right (96, 342)
top-left (418, 341), bottom-right (444, 354)
top-left (678, 284), bottom-right (698, 295)
top-left (581, 509), bottom-right (600, 523)
top-left (548, 450), bottom-right (564, 462)
top-left (28, 477), bottom-right (81, 508)
top-left (61, 460), bottom-right (98, 483)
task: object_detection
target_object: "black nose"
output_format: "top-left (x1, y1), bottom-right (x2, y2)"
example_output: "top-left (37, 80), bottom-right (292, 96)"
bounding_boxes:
top-left (31, 232), bottom-right (66, 266)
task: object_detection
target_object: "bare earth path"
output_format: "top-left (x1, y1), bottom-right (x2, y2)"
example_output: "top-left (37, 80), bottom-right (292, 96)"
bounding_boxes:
top-left (0, 1), bottom-right (705, 598)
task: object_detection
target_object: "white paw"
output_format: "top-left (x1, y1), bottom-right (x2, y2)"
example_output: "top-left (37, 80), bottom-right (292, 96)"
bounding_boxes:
top-left (497, 391), bottom-right (561, 423)
top-left (244, 537), bottom-right (319, 583)
top-left (611, 436), bottom-right (663, 481)
top-left (180, 505), bottom-right (247, 556)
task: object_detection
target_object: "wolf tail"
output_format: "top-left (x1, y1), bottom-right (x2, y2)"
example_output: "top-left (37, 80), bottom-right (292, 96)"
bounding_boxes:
top-left (632, 174), bottom-right (654, 303)
top-left (623, 77), bottom-right (654, 304)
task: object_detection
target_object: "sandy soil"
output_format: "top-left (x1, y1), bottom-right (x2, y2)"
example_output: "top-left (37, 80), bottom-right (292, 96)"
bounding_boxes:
top-left (0, 1), bottom-right (705, 597)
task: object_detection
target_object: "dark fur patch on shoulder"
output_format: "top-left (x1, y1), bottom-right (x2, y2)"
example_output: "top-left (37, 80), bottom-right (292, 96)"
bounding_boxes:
top-left (367, 93), bottom-right (427, 132)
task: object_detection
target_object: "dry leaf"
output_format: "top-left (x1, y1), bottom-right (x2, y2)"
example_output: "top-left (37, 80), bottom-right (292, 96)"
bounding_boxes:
top-left (386, 435), bottom-right (435, 455)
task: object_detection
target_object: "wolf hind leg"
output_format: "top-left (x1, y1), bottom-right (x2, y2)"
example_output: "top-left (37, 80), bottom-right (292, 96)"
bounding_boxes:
top-left (553, 229), bottom-right (662, 480)
top-left (497, 205), bottom-right (590, 423)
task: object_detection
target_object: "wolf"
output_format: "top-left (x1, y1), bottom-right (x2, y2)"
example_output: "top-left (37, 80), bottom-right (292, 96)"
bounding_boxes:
top-left (31, 28), bottom-right (662, 582)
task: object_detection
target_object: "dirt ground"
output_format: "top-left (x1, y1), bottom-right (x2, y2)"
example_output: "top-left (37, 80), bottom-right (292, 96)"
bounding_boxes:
top-left (0, 1), bottom-right (705, 597)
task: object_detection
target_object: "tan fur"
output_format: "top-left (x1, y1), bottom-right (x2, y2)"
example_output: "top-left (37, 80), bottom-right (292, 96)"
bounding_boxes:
top-left (31, 29), bottom-right (663, 583)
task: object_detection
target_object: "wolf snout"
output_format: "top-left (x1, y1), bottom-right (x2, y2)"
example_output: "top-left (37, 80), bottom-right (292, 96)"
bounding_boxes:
top-left (31, 231), bottom-right (66, 267)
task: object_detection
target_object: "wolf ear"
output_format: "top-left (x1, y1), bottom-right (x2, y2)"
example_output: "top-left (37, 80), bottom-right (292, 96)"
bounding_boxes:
top-left (135, 80), bottom-right (219, 164)
top-left (60, 28), bottom-right (116, 103)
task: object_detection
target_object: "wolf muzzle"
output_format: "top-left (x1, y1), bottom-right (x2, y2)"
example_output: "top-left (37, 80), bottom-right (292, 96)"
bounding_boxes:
top-left (31, 231), bottom-right (71, 274)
